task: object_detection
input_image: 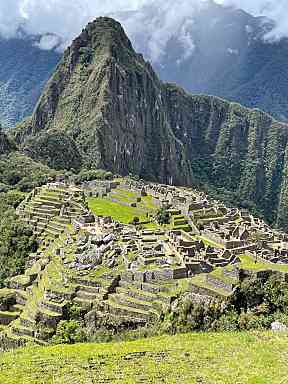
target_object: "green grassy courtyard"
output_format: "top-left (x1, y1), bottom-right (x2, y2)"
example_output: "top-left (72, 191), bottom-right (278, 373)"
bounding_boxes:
top-left (87, 186), bottom-right (159, 225)
top-left (88, 197), bottom-right (150, 224)
top-left (0, 332), bottom-right (288, 383)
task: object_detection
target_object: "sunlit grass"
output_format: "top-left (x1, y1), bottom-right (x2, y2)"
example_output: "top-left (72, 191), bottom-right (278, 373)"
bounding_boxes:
top-left (0, 332), bottom-right (287, 383)
top-left (88, 197), bottom-right (149, 224)
top-left (239, 255), bottom-right (288, 273)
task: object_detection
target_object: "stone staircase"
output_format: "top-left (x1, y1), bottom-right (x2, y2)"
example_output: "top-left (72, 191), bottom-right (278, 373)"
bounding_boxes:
top-left (72, 273), bottom-right (119, 309)
top-left (103, 277), bottom-right (176, 324)
top-left (17, 185), bottom-right (86, 240)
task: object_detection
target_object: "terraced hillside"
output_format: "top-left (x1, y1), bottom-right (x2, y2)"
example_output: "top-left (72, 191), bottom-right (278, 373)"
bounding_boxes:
top-left (0, 184), bottom-right (88, 346)
top-left (2, 177), bottom-right (288, 348)
top-left (0, 181), bottom-right (190, 348)
top-left (1, 332), bottom-right (288, 383)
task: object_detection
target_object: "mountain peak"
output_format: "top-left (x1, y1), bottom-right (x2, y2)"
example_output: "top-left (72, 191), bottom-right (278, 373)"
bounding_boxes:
top-left (67, 17), bottom-right (134, 63)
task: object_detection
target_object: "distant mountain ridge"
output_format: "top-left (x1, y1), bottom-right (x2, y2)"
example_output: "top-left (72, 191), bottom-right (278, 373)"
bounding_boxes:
top-left (116, 1), bottom-right (288, 122)
top-left (0, 35), bottom-right (60, 127)
top-left (14, 17), bottom-right (288, 230)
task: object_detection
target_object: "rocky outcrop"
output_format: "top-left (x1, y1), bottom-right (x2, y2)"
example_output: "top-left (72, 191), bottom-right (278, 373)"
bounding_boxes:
top-left (15, 17), bottom-right (288, 229)
top-left (0, 127), bottom-right (13, 155)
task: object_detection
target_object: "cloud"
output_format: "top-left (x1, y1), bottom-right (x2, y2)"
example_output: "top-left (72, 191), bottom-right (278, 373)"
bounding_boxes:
top-left (0, 0), bottom-right (24, 38)
top-left (117, 0), bottom-right (202, 63)
top-left (223, 0), bottom-right (288, 41)
top-left (0, 0), bottom-right (287, 57)
top-left (34, 34), bottom-right (63, 51)
top-left (0, 0), bottom-right (146, 41)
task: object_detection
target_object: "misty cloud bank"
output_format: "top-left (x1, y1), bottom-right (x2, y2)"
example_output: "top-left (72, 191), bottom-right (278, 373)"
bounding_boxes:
top-left (0, 0), bottom-right (286, 56)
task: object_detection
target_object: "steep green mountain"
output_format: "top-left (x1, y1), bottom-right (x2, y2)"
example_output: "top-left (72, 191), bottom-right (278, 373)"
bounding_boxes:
top-left (15, 17), bottom-right (288, 229)
top-left (0, 35), bottom-right (60, 128)
top-left (1, 3), bottom-right (288, 127)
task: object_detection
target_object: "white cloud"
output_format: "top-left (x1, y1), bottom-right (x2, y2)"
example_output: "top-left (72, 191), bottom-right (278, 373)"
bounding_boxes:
top-left (0, 0), bottom-right (147, 41)
top-left (34, 34), bottom-right (62, 50)
top-left (223, 0), bottom-right (288, 41)
top-left (0, 0), bottom-right (287, 56)
top-left (116, 0), bottom-right (203, 63)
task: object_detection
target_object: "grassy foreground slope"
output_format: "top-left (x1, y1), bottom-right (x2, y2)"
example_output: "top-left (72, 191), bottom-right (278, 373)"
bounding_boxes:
top-left (1, 332), bottom-right (288, 383)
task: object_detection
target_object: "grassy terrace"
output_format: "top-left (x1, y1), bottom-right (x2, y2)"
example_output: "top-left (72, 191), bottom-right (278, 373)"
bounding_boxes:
top-left (88, 197), bottom-right (149, 223)
top-left (239, 255), bottom-right (288, 273)
top-left (87, 186), bottom-right (159, 225)
top-left (191, 274), bottom-right (233, 298)
top-left (1, 332), bottom-right (288, 383)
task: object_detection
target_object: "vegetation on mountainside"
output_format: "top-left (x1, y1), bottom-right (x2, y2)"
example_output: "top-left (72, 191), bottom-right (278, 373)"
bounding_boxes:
top-left (22, 130), bottom-right (83, 171)
top-left (0, 153), bottom-right (58, 192)
top-left (0, 37), bottom-right (60, 128)
top-left (0, 332), bottom-right (287, 383)
top-left (161, 273), bottom-right (288, 336)
top-left (0, 191), bottom-right (37, 287)
top-left (14, 17), bottom-right (288, 230)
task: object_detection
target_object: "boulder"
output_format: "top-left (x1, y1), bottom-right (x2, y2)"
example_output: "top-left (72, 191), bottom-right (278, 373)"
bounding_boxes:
top-left (271, 321), bottom-right (288, 332)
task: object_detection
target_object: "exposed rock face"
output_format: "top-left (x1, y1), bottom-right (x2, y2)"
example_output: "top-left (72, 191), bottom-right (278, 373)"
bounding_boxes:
top-left (17, 18), bottom-right (193, 184)
top-left (0, 127), bottom-right (13, 155)
top-left (16, 17), bottom-right (288, 229)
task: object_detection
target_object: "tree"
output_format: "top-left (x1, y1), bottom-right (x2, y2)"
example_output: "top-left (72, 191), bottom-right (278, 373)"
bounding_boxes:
top-left (0, 191), bottom-right (38, 287)
top-left (155, 208), bottom-right (170, 225)
top-left (130, 216), bottom-right (140, 225)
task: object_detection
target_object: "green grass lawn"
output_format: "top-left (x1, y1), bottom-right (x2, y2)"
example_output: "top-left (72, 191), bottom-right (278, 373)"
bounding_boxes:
top-left (109, 188), bottom-right (137, 203)
top-left (239, 255), bottom-right (288, 273)
top-left (88, 197), bottom-right (149, 224)
top-left (1, 332), bottom-right (288, 383)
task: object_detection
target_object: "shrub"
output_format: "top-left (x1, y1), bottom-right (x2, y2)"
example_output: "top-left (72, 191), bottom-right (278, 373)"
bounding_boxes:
top-left (66, 303), bottom-right (86, 321)
top-left (155, 208), bottom-right (170, 225)
top-left (212, 310), bottom-right (239, 332)
top-left (52, 320), bottom-right (87, 344)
